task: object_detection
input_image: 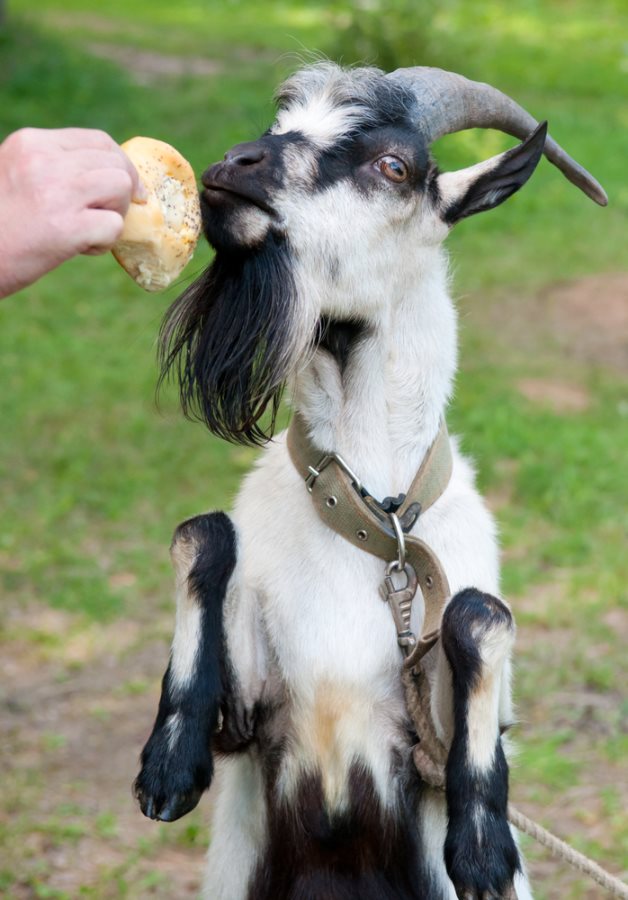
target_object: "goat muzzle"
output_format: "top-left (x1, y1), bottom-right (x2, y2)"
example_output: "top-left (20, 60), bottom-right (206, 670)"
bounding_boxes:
top-left (201, 141), bottom-right (277, 217)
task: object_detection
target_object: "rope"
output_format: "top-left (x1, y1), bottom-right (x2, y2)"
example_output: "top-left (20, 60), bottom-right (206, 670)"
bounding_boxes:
top-left (402, 665), bottom-right (628, 898)
top-left (402, 666), bottom-right (447, 788)
top-left (507, 805), bottom-right (628, 899)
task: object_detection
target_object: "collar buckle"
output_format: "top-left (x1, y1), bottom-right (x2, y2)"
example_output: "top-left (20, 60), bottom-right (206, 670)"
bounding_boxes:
top-left (305, 453), bottom-right (421, 533)
top-left (305, 451), bottom-right (363, 494)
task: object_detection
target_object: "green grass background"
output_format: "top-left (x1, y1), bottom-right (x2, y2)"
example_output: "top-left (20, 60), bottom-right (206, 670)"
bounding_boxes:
top-left (0, 1), bottom-right (626, 897)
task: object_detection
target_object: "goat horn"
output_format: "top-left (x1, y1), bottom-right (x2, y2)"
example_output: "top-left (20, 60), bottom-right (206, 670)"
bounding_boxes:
top-left (388, 66), bottom-right (607, 206)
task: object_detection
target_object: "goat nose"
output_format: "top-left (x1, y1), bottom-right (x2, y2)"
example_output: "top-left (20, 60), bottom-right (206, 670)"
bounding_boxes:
top-left (224, 142), bottom-right (266, 167)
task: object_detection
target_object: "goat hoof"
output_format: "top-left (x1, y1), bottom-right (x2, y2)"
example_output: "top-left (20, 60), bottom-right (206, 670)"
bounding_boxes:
top-left (134, 715), bottom-right (213, 823)
top-left (446, 809), bottom-right (519, 900)
top-left (135, 787), bottom-right (203, 822)
top-left (135, 775), bottom-right (205, 823)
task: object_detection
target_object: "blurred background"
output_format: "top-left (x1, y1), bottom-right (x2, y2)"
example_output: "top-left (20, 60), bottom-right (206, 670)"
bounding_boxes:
top-left (0, 1), bottom-right (626, 897)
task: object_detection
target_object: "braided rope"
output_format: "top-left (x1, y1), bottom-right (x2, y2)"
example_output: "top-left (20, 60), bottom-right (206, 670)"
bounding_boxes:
top-left (402, 666), bottom-right (447, 787)
top-left (507, 805), bottom-right (628, 899)
top-left (402, 665), bottom-right (628, 898)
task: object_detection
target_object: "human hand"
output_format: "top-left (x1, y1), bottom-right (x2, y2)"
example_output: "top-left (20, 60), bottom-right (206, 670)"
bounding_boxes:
top-left (0, 127), bottom-right (147, 298)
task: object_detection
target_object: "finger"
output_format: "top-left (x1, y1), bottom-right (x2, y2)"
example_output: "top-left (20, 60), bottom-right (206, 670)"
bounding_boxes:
top-left (75, 208), bottom-right (125, 255)
top-left (1, 127), bottom-right (115, 154)
top-left (48, 127), bottom-right (123, 153)
top-left (74, 167), bottom-right (135, 217)
top-left (65, 147), bottom-right (146, 203)
top-left (42, 131), bottom-right (146, 203)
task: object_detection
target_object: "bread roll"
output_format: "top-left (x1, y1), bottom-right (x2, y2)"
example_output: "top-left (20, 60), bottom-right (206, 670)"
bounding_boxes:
top-left (112, 136), bottom-right (201, 292)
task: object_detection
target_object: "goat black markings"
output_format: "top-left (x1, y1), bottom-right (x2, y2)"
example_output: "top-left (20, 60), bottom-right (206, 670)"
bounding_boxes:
top-left (441, 589), bottom-right (521, 897)
top-left (134, 512), bottom-right (236, 822)
top-left (136, 62), bottom-right (606, 899)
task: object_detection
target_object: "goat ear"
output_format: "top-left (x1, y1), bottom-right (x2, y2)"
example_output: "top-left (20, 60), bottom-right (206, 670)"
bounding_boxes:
top-left (438, 121), bottom-right (548, 226)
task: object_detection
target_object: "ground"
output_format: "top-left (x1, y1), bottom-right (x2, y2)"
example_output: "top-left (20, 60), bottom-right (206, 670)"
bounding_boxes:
top-left (1, 1), bottom-right (626, 894)
top-left (1, 274), bottom-right (625, 899)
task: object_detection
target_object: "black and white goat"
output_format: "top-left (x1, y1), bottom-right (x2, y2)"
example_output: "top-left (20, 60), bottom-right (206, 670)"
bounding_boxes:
top-left (134, 63), bottom-right (606, 900)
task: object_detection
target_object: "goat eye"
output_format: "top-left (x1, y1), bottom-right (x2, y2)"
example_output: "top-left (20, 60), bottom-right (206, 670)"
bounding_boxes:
top-left (375, 155), bottom-right (408, 183)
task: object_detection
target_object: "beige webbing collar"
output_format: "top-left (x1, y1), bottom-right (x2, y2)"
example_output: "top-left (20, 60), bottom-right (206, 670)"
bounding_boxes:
top-left (287, 412), bottom-right (453, 667)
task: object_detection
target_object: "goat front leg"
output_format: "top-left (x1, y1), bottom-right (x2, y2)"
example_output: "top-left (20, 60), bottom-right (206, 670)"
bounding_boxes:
top-left (134, 512), bottom-right (239, 822)
top-left (438, 588), bottom-right (520, 900)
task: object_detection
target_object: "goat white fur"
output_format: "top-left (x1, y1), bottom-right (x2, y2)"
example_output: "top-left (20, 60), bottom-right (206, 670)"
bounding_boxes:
top-left (135, 63), bottom-right (605, 900)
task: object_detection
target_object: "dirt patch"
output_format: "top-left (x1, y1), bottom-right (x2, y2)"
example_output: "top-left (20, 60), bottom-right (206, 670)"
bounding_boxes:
top-left (476, 272), bottom-right (628, 372)
top-left (516, 377), bottom-right (592, 413)
top-left (543, 273), bottom-right (628, 371)
top-left (41, 11), bottom-right (149, 37)
top-left (0, 608), bottom-right (205, 898)
top-left (511, 758), bottom-right (628, 900)
top-left (87, 42), bottom-right (223, 85)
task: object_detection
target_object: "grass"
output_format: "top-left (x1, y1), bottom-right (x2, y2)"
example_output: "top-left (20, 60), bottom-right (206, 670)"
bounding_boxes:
top-left (0, 1), bottom-right (626, 897)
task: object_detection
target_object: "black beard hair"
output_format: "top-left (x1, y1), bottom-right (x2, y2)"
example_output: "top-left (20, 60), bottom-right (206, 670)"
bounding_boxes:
top-left (159, 234), bottom-right (298, 446)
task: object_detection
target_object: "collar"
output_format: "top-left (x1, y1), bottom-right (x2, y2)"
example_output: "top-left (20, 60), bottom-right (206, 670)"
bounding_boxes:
top-left (286, 413), bottom-right (453, 667)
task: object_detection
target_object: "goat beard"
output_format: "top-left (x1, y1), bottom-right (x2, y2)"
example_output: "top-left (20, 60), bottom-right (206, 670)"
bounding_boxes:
top-left (159, 234), bottom-right (306, 446)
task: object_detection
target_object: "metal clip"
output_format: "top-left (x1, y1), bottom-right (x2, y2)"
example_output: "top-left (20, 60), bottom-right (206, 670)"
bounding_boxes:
top-left (305, 465), bottom-right (320, 492)
top-left (304, 452), bottom-right (363, 494)
top-left (380, 561), bottom-right (419, 656)
top-left (388, 512), bottom-right (406, 570)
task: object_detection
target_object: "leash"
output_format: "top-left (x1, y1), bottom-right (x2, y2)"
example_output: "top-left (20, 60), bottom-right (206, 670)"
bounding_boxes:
top-left (286, 413), bottom-right (628, 898)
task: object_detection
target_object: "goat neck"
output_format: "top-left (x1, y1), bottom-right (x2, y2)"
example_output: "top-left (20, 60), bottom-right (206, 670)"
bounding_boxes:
top-left (292, 246), bottom-right (457, 500)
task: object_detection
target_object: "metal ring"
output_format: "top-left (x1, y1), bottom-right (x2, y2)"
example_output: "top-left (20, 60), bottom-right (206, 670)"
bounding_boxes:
top-left (388, 512), bottom-right (406, 570)
top-left (326, 496), bottom-right (337, 508)
top-left (356, 529), bottom-right (368, 541)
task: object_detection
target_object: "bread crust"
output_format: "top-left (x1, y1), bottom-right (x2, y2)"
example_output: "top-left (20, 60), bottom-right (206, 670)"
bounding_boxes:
top-left (112, 137), bottom-right (201, 292)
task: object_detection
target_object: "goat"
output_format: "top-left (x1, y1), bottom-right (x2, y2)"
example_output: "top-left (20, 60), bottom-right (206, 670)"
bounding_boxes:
top-left (134, 63), bottom-right (606, 900)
